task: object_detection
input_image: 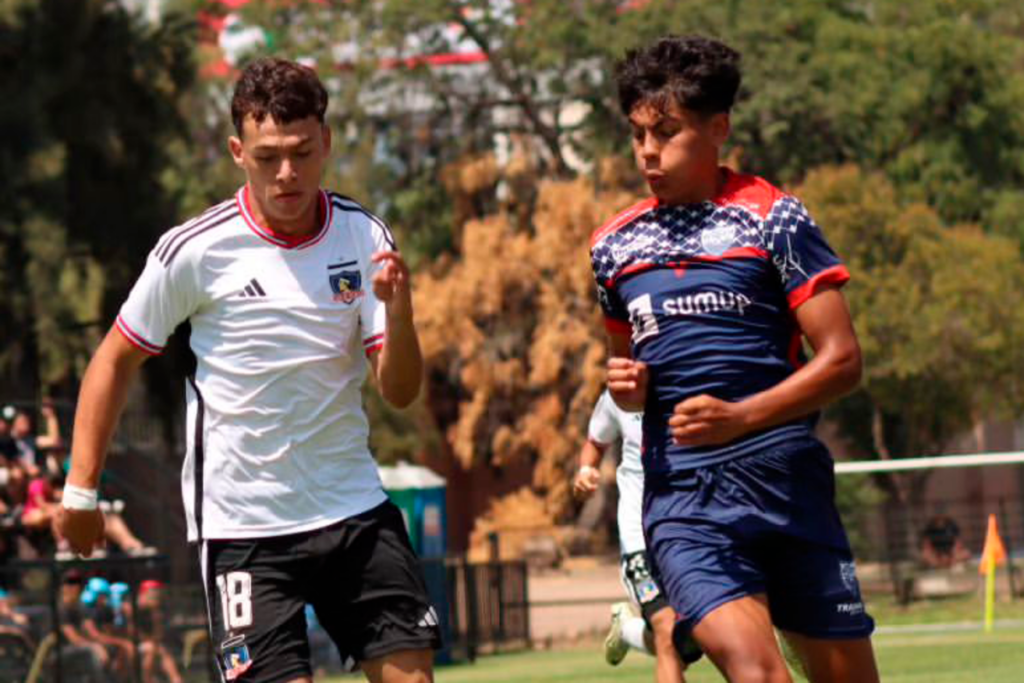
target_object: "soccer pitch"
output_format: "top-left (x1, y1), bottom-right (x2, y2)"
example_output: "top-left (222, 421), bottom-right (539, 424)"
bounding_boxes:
top-left (404, 626), bottom-right (1024, 683)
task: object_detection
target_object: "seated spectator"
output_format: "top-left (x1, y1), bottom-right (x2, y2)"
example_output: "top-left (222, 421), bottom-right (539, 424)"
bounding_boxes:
top-left (58, 571), bottom-right (109, 682)
top-left (0, 588), bottom-right (33, 648)
top-left (0, 467), bottom-right (17, 562)
top-left (136, 580), bottom-right (184, 683)
top-left (10, 402), bottom-right (62, 478)
top-left (920, 512), bottom-right (971, 568)
top-left (82, 577), bottom-right (138, 680)
top-left (0, 409), bottom-right (18, 462)
top-left (20, 472), bottom-right (63, 558)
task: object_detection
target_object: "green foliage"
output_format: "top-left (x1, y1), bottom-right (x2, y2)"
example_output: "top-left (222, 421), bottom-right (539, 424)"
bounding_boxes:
top-left (616, 0), bottom-right (1024, 234)
top-left (835, 471), bottom-right (885, 558)
top-left (0, 0), bottom-right (195, 390)
top-left (799, 165), bottom-right (1024, 463)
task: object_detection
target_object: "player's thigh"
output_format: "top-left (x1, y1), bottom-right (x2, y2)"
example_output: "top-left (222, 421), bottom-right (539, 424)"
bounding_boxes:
top-left (692, 594), bottom-right (792, 683)
top-left (312, 502), bottom-right (441, 668)
top-left (361, 647), bottom-right (433, 683)
top-left (203, 538), bottom-right (311, 683)
top-left (780, 630), bottom-right (878, 683)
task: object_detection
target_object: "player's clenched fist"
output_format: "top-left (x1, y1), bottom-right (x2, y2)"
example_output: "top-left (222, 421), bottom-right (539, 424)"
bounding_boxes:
top-left (668, 394), bottom-right (750, 446)
top-left (56, 507), bottom-right (105, 557)
top-left (607, 357), bottom-right (647, 412)
top-left (572, 465), bottom-right (601, 500)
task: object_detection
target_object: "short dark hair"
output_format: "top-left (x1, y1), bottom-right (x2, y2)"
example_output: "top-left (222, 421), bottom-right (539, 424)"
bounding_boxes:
top-left (615, 35), bottom-right (741, 117)
top-left (231, 57), bottom-right (328, 137)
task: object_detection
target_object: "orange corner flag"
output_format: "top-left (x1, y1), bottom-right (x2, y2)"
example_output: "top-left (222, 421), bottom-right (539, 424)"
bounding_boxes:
top-left (979, 514), bottom-right (1008, 575)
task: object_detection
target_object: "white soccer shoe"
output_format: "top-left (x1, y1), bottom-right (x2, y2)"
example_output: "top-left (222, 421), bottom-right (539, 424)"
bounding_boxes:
top-left (604, 601), bottom-right (632, 666)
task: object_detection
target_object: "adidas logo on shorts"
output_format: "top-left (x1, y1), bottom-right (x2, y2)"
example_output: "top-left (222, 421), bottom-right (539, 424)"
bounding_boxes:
top-left (417, 606), bottom-right (439, 630)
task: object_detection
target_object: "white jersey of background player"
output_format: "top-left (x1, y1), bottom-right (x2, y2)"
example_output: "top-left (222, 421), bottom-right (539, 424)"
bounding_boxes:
top-left (574, 390), bottom-right (701, 683)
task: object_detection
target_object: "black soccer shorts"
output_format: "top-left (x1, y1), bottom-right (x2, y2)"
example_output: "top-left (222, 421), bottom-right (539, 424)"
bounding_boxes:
top-left (620, 550), bottom-right (670, 622)
top-left (621, 549), bottom-right (703, 665)
top-left (202, 500), bottom-right (442, 683)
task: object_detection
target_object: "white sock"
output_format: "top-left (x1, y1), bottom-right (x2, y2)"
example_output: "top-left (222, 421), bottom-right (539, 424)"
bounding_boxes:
top-left (622, 617), bottom-right (653, 655)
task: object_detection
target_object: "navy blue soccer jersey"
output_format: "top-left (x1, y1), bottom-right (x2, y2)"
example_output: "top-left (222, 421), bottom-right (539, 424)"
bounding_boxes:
top-left (590, 169), bottom-right (850, 474)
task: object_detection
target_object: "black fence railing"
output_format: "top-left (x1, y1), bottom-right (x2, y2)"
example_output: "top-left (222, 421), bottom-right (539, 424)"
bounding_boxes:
top-left (443, 558), bottom-right (530, 661)
top-left (0, 555), bottom-right (530, 682)
top-left (0, 555), bottom-right (214, 683)
top-left (836, 496), bottom-right (1024, 604)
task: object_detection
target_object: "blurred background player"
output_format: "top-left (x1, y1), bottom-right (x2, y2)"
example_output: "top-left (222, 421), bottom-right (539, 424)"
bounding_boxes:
top-left (574, 389), bottom-right (701, 682)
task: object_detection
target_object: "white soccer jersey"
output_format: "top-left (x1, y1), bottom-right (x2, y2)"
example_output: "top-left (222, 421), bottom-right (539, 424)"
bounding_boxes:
top-left (117, 186), bottom-right (394, 541)
top-left (587, 391), bottom-right (645, 554)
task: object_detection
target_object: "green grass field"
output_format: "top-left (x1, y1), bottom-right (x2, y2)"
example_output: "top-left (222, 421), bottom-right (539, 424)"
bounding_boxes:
top-left (322, 593), bottom-right (1024, 681)
top-left (420, 627), bottom-right (1024, 682)
top-left (325, 624), bottom-right (1024, 682)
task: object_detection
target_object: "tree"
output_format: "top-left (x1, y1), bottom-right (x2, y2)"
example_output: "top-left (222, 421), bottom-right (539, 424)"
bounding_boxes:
top-left (0, 0), bottom-right (195, 394)
top-left (797, 164), bottom-right (1024, 507)
top-left (413, 157), bottom-right (637, 527)
top-left (176, 0), bottom-right (1024, 552)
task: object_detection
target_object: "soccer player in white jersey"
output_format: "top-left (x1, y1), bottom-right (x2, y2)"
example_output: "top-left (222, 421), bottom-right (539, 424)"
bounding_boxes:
top-left (57, 58), bottom-right (439, 683)
top-left (574, 390), bottom-right (701, 683)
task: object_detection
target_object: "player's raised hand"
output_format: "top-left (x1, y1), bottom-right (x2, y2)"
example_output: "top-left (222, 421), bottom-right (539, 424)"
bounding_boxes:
top-left (607, 357), bottom-right (647, 411)
top-left (371, 251), bottom-right (412, 311)
top-left (668, 394), bottom-right (750, 446)
top-left (56, 507), bottom-right (106, 557)
top-left (573, 465), bottom-right (601, 500)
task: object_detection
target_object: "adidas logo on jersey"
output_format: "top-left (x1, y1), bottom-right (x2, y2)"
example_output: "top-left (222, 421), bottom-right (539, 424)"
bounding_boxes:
top-left (417, 606), bottom-right (439, 630)
top-left (237, 278), bottom-right (266, 298)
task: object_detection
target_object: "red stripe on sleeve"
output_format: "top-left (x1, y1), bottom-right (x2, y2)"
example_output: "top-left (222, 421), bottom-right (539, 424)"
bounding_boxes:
top-left (787, 265), bottom-right (851, 310)
top-left (115, 317), bottom-right (163, 356)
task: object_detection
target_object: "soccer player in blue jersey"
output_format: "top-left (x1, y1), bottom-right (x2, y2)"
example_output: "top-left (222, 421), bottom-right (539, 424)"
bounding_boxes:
top-left (590, 36), bottom-right (879, 683)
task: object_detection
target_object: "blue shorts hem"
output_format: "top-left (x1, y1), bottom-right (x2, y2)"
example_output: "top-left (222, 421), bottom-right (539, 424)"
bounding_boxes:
top-left (773, 618), bottom-right (876, 641)
top-left (678, 584), bottom-right (764, 633)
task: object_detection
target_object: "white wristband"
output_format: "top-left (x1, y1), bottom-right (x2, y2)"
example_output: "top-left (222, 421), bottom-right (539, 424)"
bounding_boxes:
top-left (62, 484), bottom-right (99, 511)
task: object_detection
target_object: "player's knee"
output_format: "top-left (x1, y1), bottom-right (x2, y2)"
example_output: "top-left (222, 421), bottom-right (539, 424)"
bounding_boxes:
top-left (722, 659), bottom-right (791, 683)
top-left (704, 643), bottom-right (790, 683)
top-left (651, 622), bottom-right (675, 654)
top-left (378, 671), bottom-right (432, 683)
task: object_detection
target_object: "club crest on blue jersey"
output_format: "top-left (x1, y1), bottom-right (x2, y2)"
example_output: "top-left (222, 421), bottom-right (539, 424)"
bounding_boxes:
top-left (329, 270), bottom-right (364, 304)
top-left (839, 561), bottom-right (860, 595)
top-left (221, 636), bottom-right (253, 680)
top-left (700, 223), bottom-right (737, 256)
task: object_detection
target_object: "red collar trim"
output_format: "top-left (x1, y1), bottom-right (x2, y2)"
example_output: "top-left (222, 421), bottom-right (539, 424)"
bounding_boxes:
top-left (237, 186), bottom-right (331, 249)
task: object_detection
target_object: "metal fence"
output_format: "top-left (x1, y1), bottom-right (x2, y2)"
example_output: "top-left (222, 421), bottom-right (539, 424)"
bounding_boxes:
top-left (0, 555), bottom-right (529, 682)
top-left (443, 558), bottom-right (530, 661)
top-left (0, 555), bottom-right (214, 683)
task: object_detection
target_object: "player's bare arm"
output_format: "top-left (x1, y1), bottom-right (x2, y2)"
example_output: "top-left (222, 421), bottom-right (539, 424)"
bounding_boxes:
top-left (606, 329), bottom-right (648, 412)
top-left (368, 250), bottom-right (423, 409)
top-left (573, 439), bottom-right (605, 500)
top-left (668, 285), bottom-right (860, 446)
top-left (57, 327), bottom-right (150, 556)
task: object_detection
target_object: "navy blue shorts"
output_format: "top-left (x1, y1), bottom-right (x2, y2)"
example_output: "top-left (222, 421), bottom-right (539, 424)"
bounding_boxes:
top-left (644, 437), bottom-right (875, 639)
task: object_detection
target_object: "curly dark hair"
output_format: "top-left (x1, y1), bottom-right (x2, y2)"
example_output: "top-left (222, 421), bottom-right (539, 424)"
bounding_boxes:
top-left (231, 57), bottom-right (328, 137)
top-left (615, 35), bottom-right (741, 117)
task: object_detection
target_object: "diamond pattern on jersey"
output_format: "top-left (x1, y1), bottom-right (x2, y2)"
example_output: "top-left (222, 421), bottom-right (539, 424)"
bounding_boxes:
top-left (764, 196), bottom-right (821, 286)
top-left (591, 202), bottom-right (765, 285)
